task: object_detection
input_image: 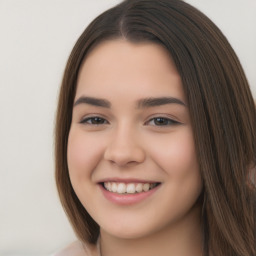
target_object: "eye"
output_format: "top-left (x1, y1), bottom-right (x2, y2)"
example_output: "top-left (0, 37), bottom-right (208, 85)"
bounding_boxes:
top-left (80, 116), bottom-right (109, 125)
top-left (146, 117), bottom-right (180, 126)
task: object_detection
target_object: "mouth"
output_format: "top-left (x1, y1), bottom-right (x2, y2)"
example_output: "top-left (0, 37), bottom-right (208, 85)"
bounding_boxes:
top-left (98, 180), bottom-right (162, 205)
top-left (100, 181), bottom-right (161, 195)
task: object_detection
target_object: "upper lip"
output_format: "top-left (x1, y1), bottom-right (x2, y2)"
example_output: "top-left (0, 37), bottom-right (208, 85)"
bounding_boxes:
top-left (98, 178), bottom-right (161, 184)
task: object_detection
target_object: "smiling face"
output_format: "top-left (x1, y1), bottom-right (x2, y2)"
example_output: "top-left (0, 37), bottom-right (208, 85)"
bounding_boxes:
top-left (67, 40), bottom-right (202, 240)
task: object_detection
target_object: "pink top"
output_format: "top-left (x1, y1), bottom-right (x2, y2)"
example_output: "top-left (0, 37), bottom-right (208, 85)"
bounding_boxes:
top-left (54, 239), bottom-right (100, 256)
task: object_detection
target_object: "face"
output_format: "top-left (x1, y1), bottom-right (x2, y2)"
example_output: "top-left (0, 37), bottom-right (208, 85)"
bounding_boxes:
top-left (67, 40), bottom-right (202, 239)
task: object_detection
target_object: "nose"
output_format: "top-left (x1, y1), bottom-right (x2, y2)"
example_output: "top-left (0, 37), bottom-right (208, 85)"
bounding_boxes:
top-left (104, 125), bottom-right (146, 167)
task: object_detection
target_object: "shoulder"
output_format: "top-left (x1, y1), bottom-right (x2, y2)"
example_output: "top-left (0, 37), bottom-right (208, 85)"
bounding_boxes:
top-left (54, 241), bottom-right (85, 256)
top-left (54, 240), bottom-right (99, 256)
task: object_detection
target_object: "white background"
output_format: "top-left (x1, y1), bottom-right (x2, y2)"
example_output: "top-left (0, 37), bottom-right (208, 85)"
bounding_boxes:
top-left (0, 0), bottom-right (255, 255)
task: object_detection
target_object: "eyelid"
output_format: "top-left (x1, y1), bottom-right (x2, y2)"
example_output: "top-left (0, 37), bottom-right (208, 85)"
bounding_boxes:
top-left (78, 113), bottom-right (182, 126)
top-left (79, 114), bottom-right (109, 125)
top-left (144, 115), bottom-right (181, 126)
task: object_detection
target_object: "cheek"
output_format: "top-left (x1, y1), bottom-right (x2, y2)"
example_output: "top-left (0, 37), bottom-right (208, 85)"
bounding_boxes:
top-left (149, 129), bottom-right (198, 170)
top-left (150, 130), bottom-right (202, 217)
top-left (147, 128), bottom-right (201, 194)
top-left (67, 128), bottom-right (104, 179)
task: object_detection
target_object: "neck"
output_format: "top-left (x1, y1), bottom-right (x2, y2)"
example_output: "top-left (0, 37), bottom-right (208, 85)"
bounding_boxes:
top-left (99, 204), bottom-right (203, 256)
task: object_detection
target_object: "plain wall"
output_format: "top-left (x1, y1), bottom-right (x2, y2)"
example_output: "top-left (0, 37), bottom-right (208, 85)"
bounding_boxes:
top-left (0, 0), bottom-right (255, 255)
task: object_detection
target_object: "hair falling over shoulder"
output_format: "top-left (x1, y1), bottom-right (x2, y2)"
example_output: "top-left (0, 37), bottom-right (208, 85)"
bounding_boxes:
top-left (55, 0), bottom-right (256, 255)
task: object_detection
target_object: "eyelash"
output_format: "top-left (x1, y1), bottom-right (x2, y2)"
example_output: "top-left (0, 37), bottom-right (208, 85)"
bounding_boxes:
top-left (80, 116), bottom-right (180, 127)
top-left (80, 116), bottom-right (109, 125)
top-left (145, 117), bottom-right (180, 126)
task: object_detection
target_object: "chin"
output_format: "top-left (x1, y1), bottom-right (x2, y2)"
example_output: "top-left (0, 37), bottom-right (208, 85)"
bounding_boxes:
top-left (100, 220), bottom-right (160, 240)
top-left (103, 229), bottom-right (150, 240)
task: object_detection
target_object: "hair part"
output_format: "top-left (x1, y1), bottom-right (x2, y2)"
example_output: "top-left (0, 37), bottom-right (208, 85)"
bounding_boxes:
top-left (55, 0), bottom-right (256, 255)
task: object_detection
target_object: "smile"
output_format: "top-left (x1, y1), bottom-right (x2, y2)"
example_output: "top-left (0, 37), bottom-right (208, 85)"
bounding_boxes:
top-left (104, 182), bottom-right (159, 194)
top-left (99, 180), bottom-right (161, 205)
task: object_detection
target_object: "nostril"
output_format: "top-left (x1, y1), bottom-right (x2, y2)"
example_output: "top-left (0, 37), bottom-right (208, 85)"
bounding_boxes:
top-left (104, 146), bottom-right (146, 167)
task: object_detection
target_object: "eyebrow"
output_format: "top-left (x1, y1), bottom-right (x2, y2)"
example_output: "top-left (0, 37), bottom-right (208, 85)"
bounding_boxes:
top-left (74, 96), bottom-right (111, 108)
top-left (73, 96), bottom-right (186, 108)
top-left (137, 97), bottom-right (186, 108)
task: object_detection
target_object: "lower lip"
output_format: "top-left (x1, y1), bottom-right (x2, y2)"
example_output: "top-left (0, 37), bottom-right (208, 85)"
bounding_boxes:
top-left (99, 184), bottom-right (161, 205)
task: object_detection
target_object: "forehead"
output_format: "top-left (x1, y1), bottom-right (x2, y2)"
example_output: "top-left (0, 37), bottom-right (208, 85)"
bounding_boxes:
top-left (76, 39), bottom-right (185, 102)
top-left (80, 39), bottom-right (178, 75)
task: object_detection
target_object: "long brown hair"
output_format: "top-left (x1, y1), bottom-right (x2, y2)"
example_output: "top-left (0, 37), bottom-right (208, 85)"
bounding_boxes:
top-left (55, 0), bottom-right (256, 255)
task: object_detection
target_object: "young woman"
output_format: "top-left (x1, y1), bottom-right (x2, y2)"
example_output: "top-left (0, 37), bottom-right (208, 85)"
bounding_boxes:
top-left (55, 0), bottom-right (256, 255)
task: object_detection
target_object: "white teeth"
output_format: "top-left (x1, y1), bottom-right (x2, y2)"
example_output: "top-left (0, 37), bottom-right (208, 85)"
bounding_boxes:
top-left (105, 182), bottom-right (110, 191)
top-left (127, 183), bottom-right (136, 193)
top-left (103, 182), bottom-right (158, 194)
top-left (135, 183), bottom-right (143, 193)
top-left (117, 183), bottom-right (126, 194)
top-left (143, 183), bottom-right (150, 192)
top-left (112, 182), bottom-right (118, 192)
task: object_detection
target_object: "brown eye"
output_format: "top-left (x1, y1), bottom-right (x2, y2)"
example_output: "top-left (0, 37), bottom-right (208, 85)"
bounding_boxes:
top-left (80, 116), bottom-right (108, 125)
top-left (147, 117), bottom-right (180, 126)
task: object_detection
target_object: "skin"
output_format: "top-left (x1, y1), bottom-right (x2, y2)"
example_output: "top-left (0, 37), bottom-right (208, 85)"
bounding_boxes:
top-left (67, 40), bottom-right (203, 256)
